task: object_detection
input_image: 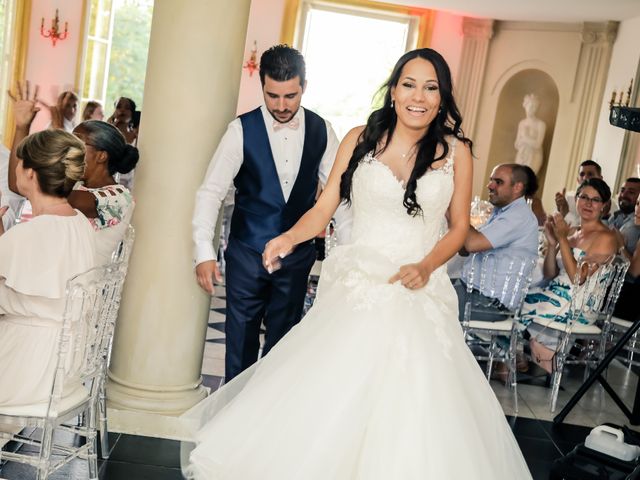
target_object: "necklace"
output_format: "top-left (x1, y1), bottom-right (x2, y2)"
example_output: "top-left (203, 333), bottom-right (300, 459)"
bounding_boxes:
top-left (400, 144), bottom-right (416, 160)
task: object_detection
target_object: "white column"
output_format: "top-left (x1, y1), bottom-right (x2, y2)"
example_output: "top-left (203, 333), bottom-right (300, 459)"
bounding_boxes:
top-left (565, 21), bottom-right (619, 189)
top-left (455, 18), bottom-right (494, 139)
top-left (107, 0), bottom-right (251, 419)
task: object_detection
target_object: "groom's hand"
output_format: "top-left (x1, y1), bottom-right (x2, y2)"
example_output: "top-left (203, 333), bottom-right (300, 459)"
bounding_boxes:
top-left (195, 260), bottom-right (222, 295)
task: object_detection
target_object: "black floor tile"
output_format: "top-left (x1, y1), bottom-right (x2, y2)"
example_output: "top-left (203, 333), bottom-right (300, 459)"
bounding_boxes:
top-left (526, 458), bottom-right (556, 480)
top-left (506, 416), bottom-right (550, 439)
top-left (516, 436), bottom-right (563, 463)
top-left (207, 321), bottom-right (225, 332)
top-left (107, 433), bottom-right (181, 468)
top-left (99, 461), bottom-right (182, 480)
top-left (205, 337), bottom-right (225, 344)
top-left (540, 421), bottom-right (591, 446)
top-left (211, 307), bottom-right (226, 314)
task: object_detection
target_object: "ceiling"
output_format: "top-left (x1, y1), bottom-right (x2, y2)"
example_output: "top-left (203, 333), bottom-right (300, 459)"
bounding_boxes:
top-left (382, 0), bottom-right (640, 22)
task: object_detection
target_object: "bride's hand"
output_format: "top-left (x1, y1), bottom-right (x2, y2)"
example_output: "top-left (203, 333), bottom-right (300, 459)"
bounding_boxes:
top-left (389, 262), bottom-right (431, 290)
top-left (262, 233), bottom-right (295, 273)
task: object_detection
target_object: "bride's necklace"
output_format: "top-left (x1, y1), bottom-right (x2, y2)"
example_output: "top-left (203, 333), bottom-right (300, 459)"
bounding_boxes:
top-left (400, 144), bottom-right (416, 161)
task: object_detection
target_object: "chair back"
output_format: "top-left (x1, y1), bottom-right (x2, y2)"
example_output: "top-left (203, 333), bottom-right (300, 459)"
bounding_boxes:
top-left (463, 252), bottom-right (537, 322)
top-left (565, 254), bottom-right (630, 329)
top-left (110, 224), bottom-right (135, 267)
top-left (45, 262), bottom-right (126, 419)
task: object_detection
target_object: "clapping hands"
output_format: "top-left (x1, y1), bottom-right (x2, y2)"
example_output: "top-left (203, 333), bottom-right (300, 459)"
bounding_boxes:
top-left (544, 212), bottom-right (570, 246)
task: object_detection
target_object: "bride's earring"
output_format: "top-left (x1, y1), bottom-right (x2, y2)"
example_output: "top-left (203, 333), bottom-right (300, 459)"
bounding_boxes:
top-left (391, 99), bottom-right (395, 108)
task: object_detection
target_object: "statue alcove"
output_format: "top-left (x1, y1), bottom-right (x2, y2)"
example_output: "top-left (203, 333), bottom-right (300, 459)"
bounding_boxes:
top-left (484, 69), bottom-right (559, 199)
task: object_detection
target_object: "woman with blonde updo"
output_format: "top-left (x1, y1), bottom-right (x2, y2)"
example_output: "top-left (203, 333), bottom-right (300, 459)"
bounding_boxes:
top-left (0, 129), bottom-right (97, 407)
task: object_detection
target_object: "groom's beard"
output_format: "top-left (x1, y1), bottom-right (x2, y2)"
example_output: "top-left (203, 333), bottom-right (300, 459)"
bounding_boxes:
top-left (268, 107), bottom-right (299, 124)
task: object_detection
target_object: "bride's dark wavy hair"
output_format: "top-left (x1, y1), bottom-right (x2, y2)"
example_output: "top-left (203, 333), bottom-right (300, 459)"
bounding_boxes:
top-left (339, 48), bottom-right (472, 216)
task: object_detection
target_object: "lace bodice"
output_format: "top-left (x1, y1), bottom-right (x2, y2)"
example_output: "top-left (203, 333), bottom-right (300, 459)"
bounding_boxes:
top-left (348, 140), bottom-right (456, 265)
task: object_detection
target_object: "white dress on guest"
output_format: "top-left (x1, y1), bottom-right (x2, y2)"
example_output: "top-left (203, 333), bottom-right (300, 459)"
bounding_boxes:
top-left (0, 212), bottom-right (96, 406)
top-left (182, 139), bottom-right (532, 479)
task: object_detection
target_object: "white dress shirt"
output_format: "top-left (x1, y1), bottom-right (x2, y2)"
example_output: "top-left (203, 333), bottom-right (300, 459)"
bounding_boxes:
top-left (193, 106), bottom-right (350, 266)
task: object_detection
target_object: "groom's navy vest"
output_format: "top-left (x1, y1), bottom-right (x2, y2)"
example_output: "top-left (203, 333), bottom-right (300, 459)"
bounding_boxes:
top-left (230, 107), bottom-right (328, 253)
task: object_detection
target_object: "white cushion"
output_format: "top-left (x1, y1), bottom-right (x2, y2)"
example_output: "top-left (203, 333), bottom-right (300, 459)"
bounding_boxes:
top-left (612, 316), bottom-right (633, 328)
top-left (0, 385), bottom-right (89, 417)
top-left (309, 260), bottom-right (322, 277)
top-left (531, 318), bottom-right (601, 334)
top-left (466, 319), bottom-right (514, 332)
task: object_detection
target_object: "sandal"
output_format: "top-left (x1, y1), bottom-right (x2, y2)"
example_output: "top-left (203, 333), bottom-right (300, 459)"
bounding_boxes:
top-left (530, 338), bottom-right (556, 374)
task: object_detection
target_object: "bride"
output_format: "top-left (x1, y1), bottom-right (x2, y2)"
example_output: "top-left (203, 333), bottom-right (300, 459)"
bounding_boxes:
top-left (183, 48), bottom-right (532, 479)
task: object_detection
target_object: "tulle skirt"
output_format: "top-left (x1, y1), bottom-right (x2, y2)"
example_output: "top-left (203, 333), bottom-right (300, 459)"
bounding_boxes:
top-left (181, 245), bottom-right (532, 479)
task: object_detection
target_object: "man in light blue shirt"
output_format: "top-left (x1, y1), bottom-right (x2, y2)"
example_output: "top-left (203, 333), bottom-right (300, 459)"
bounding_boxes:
top-left (454, 163), bottom-right (539, 321)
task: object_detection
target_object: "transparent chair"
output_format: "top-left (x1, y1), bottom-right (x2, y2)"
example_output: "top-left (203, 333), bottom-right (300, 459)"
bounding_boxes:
top-left (0, 262), bottom-right (126, 479)
top-left (462, 252), bottom-right (537, 412)
top-left (98, 225), bottom-right (135, 458)
top-left (530, 255), bottom-right (630, 412)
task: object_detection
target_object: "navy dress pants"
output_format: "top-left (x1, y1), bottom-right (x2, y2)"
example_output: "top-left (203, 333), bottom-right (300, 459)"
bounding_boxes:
top-left (223, 237), bottom-right (316, 381)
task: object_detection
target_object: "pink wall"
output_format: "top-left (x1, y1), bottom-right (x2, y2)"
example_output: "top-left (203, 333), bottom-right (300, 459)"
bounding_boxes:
top-left (235, 1), bottom-right (466, 116)
top-left (429, 10), bottom-right (464, 83)
top-left (25, 0), bottom-right (84, 132)
top-left (236, 0), bottom-right (287, 115)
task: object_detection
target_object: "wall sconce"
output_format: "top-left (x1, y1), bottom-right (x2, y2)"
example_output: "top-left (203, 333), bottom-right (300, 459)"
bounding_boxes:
top-left (41, 9), bottom-right (68, 46)
top-left (609, 78), bottom-right (640, 133)
top-left (243, 41), bottom-right (259, 77)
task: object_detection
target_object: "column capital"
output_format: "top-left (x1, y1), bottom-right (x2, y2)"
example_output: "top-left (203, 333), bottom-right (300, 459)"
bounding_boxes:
top-left (462, 17), bottom-right (494, 40)
top-left (581, 21), bottom-right (619, 45)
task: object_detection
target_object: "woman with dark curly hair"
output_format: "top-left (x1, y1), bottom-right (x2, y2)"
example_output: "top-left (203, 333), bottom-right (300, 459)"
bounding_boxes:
top-left (183, 48), bottom-right (531, 479)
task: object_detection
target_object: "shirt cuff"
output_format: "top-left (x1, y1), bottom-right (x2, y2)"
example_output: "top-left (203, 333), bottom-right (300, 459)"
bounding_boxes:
top-left (194, 242), bottom-right (217, 267)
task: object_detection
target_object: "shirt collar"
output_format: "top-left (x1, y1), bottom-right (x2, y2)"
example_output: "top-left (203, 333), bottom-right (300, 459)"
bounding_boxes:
top-left (261, 105), bottom-right (305, 133)
top-left (492, 195), bottom-right (526, 216)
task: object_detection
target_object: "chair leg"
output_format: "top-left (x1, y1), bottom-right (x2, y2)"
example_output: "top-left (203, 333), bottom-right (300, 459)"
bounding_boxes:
top-left (99, 382), bottom-right (110, 459)
top-left (485, 337), bottom-right (496, 380)
top-left (87, 404), bottom-right (99, 480)
top-left (508, 331), bottom-right (519, 413)
top-left (36, 422), bottom-right (54, 480)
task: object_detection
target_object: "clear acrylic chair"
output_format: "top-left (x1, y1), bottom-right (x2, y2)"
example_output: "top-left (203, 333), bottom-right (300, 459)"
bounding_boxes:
top-left (98, 225), bottom-right (135, 459)
top-left (531, 254), bottom-right (630, 412)
top-left (462, 252), bottom-right (537, 412)
top-left (0, 262), bottom-right (126, 479)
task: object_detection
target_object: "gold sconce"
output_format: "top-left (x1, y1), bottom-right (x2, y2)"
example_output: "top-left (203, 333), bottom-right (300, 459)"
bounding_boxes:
top-left (41, 9), bottom-right (68, 46)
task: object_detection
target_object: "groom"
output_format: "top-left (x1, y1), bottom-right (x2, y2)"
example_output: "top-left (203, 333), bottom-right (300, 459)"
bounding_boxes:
top-left (192, 45), bottom-right (344, 381)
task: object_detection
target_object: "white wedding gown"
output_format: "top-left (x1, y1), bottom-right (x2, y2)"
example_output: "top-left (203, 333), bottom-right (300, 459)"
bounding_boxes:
top-left (182, 141), bottom-right (532, 479)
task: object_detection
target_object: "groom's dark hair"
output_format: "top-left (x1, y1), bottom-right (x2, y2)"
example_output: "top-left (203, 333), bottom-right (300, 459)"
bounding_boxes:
top-left (259, 44), bottom-right (306, 87)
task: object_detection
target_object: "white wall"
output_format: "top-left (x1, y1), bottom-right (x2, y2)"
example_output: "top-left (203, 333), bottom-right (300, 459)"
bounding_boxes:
top-left (591, 15), bottom-right (640, 186)
top-left (25, 0), bottom-right (84, 132)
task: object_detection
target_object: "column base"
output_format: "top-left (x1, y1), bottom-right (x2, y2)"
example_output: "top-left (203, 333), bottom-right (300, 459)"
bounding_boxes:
top-left (106, 371), bottom-right (209, 416)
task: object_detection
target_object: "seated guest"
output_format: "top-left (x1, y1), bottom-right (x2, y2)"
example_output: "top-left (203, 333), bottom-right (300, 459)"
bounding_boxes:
top-left (82, 100), bottom-right (104, 121)
top-left (555, 160), bottom-right (603, 227)
top-left (0, 144), bottom-right (24, 231)
top-left (9, 91), bottom-right (139, 264)
top-left (613, 197), bottom-right (640, 321)
top-left (107, 97), bottom-right (138, 190)
top-left (608, 177), bottom-right (640, 256)
top-left (523, 164), bottom-right (546, 226)
top-left (521, 178), bottom-right (618, 373)
top-left (454, 163), bottom-right (539, 321)
top-left (70, 121), bottom-right (139, 264)
top-left (0, 130), bottom-right (96, 406)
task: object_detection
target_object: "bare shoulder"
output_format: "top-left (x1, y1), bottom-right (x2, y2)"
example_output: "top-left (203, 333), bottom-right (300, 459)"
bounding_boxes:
top-left (342, 125), bottom-right (366, 146)
top-left (451, 138), bottom-right (472, 172)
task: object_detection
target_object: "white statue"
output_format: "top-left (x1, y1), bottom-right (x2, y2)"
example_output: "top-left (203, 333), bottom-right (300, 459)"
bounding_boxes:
top-left (514, 93), bottom-right (546, 174)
